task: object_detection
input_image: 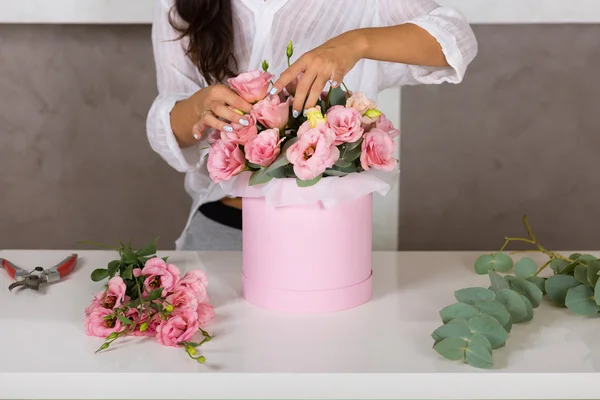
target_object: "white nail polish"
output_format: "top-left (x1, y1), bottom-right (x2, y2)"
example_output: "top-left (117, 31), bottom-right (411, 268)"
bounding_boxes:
top-left (239, 118), bottom-right (249, 126)
top-left (223, 125), bottom-right (233, 132)
top-left (302, 110), bottom-right (307, 117)
top-left (193, 133), bottom-right (200, 140)
top-left (292, 110), bottom-right (299, 118)
top-left (332, 81), bottom-right (338, 87)
top-left (269, 88), bottom-right (277, 95)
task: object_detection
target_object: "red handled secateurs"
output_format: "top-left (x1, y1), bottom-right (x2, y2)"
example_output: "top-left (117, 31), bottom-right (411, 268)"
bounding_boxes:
top-left (1, 254), bottom-right (78, 291)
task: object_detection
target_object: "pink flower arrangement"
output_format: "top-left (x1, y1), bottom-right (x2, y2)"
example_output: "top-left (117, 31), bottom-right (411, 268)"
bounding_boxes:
top-left (206, 41), bottom-right (399, 188)
top-left (86, 239), bottom-right (214, 363)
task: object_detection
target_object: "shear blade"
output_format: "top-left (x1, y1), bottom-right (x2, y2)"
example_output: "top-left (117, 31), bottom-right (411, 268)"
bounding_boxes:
top-left (8, 281), bottom-right (25, 291)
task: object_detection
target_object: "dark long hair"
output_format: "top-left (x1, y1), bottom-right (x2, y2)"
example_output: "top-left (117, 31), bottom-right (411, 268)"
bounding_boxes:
top-left (169, 0), bottom-right (237, 85)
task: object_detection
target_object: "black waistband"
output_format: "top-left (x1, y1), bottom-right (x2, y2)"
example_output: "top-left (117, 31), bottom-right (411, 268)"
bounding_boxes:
top-left (198, 200), bottom-right (242, 230)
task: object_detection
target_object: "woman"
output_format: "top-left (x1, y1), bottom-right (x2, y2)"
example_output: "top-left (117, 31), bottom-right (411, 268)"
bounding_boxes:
top-left (146, 0), bottom-right (478, 251)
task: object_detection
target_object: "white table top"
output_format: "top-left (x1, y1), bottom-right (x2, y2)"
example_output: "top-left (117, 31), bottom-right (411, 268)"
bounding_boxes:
top-left (1, 249), bottom-right (598, 399)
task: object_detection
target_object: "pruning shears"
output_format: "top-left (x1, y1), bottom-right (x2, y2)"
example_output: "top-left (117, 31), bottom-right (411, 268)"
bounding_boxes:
top-left (1, 254), bottom-right (78, 291)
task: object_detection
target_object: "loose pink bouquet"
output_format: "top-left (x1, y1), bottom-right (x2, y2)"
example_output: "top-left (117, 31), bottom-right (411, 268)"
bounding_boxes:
top-left (207, 42), bottom-right (399, 188)
top-left (85, 238), bottom-right (214, 363)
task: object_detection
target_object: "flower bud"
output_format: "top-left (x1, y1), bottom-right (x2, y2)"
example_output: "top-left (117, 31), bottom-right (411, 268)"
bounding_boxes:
top-left (262, 60), bottom-right (269, 72)
top-left (364, 109), bottom-right (382, 119)
top-left (139, 322), bottom-right (149, 332)
top-left (165, 304), bottom-right (174, 313)
top-left (286, 40), bottom-right (294, 59)
top-left (186, 346), bottom-right (197, 356)
top-left (197, 356), bottom-right (206, 364)
top-left (106, 332), bottom-right (119, 340)
top-left (306, 106), bottom-right (327, 128)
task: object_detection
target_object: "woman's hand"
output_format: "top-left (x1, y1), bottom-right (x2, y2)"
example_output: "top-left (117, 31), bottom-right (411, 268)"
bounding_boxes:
top-left (191, 84), bottom-right (253, 140)
top-left (272, 31), bottom-right (367, 117)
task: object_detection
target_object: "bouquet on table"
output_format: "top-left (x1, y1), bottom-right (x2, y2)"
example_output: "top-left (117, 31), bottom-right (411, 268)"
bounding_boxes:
top-left (84, 238), bottom-right (214, 363)
top-left (206, 41), bottom-right (399, 189)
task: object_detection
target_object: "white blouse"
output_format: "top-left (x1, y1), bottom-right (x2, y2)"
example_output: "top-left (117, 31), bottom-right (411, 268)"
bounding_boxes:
top-left (146, 0), bottom-right (478, 249)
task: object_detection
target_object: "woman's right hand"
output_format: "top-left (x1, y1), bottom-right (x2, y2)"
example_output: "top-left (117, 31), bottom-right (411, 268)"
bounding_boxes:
top-left (191, 84), bottom-right (253, 141)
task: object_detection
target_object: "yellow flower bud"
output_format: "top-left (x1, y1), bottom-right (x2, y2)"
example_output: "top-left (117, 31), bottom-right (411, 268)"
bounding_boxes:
top-left (306, 106), bottom-right (327, 128)
top-left (165, 304), bottom-right (174, 313)
top-left (186, 346), bottom-right (197, 356)
top-left (139, 322), bottom-right (149, 332)
top-left (364, 109), bottom-right (382, 119)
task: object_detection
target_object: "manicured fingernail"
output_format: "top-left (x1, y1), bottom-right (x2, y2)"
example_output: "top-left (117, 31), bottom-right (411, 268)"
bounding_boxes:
top-left (292, 110), bottom-right (299, 118)
top-left (332, 81), bottom-right (338, 87)
top-left (239, 118), bottom-right (249, 126)
top-left (193, 133), bottom-right (200, 140)
top-left (223, 125), bottom-right (233, 132)
top-left (302, 109), bottom-right (307, 117)
top-left (269, 87), bottom-right (278, 95)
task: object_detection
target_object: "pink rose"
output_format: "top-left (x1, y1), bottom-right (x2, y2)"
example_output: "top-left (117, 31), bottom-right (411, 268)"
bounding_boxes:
top-left (207, 139), bottom-right (247, 183)
top-left (220, 116), bottom-right (258, 145)
top-left (125, 307), bottom-right (151, 337)
top-left (346, 92), bottom-right (377, 116)
top-left (196, 303), bottom-right (215, 326)
top-left (178, 270), bottom-right (209, 304)
top-left (84, 294), bottom-right (102, 316)
top-left (228, 70), bottom-right (274, 103)
top-left (325, 105), bottom-right (364, 145)
top-left (244, 129), bottom-right (282, 167)
top-left (105, 277), bottom-right (127, 309)
top-left (85, 308), bottom-right (122, 338)
top-left (142, 257), bottom-right (182, 297)
top-left (251, 95), bottom-right (291, 131)
top-left (296, 121), bottom-right (311, 138)
top-left (286, 124), bottom-right (340, 180)
top-left (145, 313), bottom-right (164, 336)
top-left (360, 128), bottom-right (397, 171)
top-left (155, 309), bottom-right (200, 347)
top-left (374, 114), bottom-right (400, 138)
top-left (167, 287), bottom-right (199, 314)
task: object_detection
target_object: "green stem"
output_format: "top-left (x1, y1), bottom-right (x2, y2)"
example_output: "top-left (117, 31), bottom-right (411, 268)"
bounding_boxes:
top-left (534, 259), bottom-right (552, 276)
top-left (341, 81), bottom-right (350, 94)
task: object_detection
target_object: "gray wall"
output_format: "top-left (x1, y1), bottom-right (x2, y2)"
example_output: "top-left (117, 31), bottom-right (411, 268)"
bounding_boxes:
top-left (0, 25), bottom-right (190, 250)
top-left (400, 24), bottom-right (600, 251)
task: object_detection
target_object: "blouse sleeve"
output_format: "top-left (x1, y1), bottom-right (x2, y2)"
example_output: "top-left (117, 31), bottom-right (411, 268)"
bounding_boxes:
top-left (376, 0), bottom-right (478, 91)
top-left (146, 0), bottom-right (208, 173)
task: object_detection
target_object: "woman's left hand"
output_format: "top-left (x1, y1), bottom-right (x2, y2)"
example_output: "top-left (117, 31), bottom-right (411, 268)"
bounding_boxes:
top-left (271, 31), bottom-right (366, 117)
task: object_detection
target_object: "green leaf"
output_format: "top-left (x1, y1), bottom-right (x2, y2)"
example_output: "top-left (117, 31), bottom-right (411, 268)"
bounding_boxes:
top-left (121, 264), bottom-right (134, 280)
top-left (496, 289), bottom-right (528, 323)
top-left (439, 303), bottom-right (479, 323)
top-left (296, 175), bottom-right (322, 187)
top-left (491, 253), bottom-right (514, 272)
top-left (504, 276), bottom-right (543, 308)
top-left (122, 251), bottom-right (138, 265)
top-left (503, 317), bottom-right (513, 333)
top-left (467, 315), bottom-right (508, 349)
top-left (565, 285), bottom-right (599, 315)
top-left (433, 337), bottom-right (467, 361)
top-left (560, 261), bottom-right (579, 275)
top-left (341, 144), bottom-right (362, 162)
top-left (526, 276), bottom-right (546, 295)
top-left (334, 158), bottom-right (352, 168)
top-left (519, 294), bottom-right (534, 322)
top-left (550, 259), bottom-right (569, 273)
top-left (473, 300), bottom-right (511, 327)
top-left (246, 162), bottom-right (262, 170)
top-left (488, 271), bottom-right (510, 292)
top-left (464, 333), bottom-right (493, 369)
top-left (327, 87), bottom-right (347, 107)
top-left (574, 265), bottom-right (589, 286)
top-left (148, 288), bottom-right (164, 301)
top-left (149, 302), bottom-right (164, 312)
top-left (161, 256), bottom-right (169, 262)
top-left (569, 253), bottom-right (582, 261)
top-left (117, 314), bottom-right (133, 325)
top-left (267, 166), bottom-right (287, 178)
top-left (284, 164), bottom-right (296, 178)
top-left (587, 260), bottom-right (600, 287)
top-left (107, 260), bottom-right (120, 275)
top-left (577, 254), bottom-right (597, 264)
top-left (249, 168), bottom-right (274, 186)
top-left (514, 257), bottom-right (537, 279)
top-left (431, 319), bottom-right (471, 343)
top-left (455, 287), bottom-right (496, 305)
top-left (474, 255), bottom-right (494, 275)
top-left (323, 168), bottom-right (348, 177)
top-left (345, 138), bottom-right (363, 151)
top-left (596, 279), bottom-right (600, 306)
top-left (91, 268), bottom-right (109, 282)
top-left (545, 275), bottom-right (579, 306)
top-left (264, 137), bottom-right (298, 174)
top-left (126, 298), bottom-right (141, 308)
top-left (136, 238), bottom-right (158, 257)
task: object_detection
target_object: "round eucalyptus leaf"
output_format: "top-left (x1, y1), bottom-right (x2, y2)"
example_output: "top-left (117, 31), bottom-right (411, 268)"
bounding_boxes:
top-left (545, 275), bottom-right (579, 307)
top-left (491, 253), bottom-right (514, 272)
top-left (455, 287), bottom-right (496, 305)
top-left (474, 255), bottom-right (495, 275)
top-left (587, 260), bottom-right (600, 287)
top-left (433, 337), bottom-right (467, 361)
top-left (550, 259), bottom-right (569, 273)
top-left (574, 265), bottom-right (590, 286)
top-left (505, 276), bottom-right (543, 308)
top-left (489, 271), bottom-right (510, 292)
top-left (526, 276), bottom-right (546, 295)
top-left (464, 333), bottom-right (493, 369)
top-left (514, 257), bottom-right (537, 279)
top-left (431, 319), bottom-right (471, 343)
top-left (560, 261), bottom-right (579, 275)
top-left (565, 285), bottom-right (599, 315)
top-left (577, 254), bottom-right (597, 264)
top-left (473, 300), bottom-right (511, 327)
top-left (439, 303), bottom-right (479, 324)
top-left (467, 315), bottom-right (508, 349)
top-left (519, 294), bottom-right (534, 322)
top-left (596, 279), bottom-right (600, 306)
top-left (503, 317), bottom-right (513, 333)
top-left (569, 253), bottom-right (582, 261)
top-left (496, 289), bottom-right (528, 323)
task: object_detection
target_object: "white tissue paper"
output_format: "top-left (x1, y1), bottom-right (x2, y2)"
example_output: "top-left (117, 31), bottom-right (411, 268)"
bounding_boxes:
top-left (218, 169), bottom-right (399, 209)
